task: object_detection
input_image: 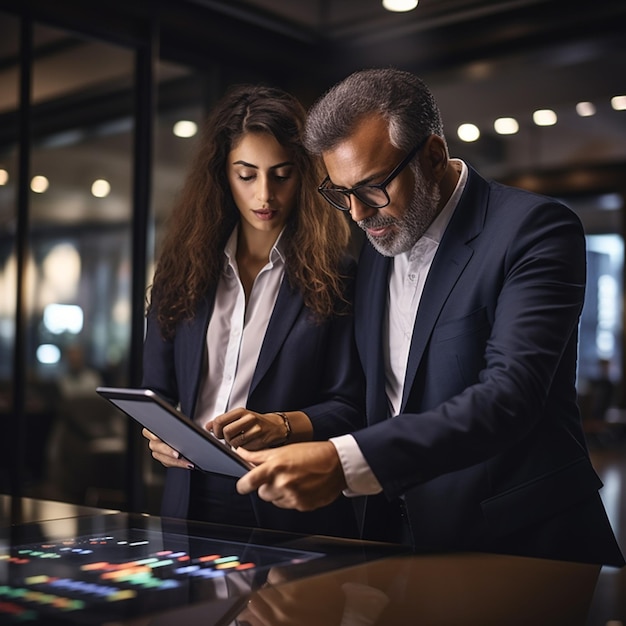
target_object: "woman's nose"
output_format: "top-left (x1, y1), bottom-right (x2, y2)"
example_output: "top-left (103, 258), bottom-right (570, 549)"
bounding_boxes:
top-left (256, 176), bottom-right (273, 204)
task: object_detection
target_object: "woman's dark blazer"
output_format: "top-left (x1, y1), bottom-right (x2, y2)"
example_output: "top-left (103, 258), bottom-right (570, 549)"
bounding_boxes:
top-left (141, 257), bottom-right (364, 537)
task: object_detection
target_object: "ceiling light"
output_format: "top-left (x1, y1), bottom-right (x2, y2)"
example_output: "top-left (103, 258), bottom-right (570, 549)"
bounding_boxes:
top-left (611, 95), bottom-right (626, 111)
top-left (457, 123), bottom-right (480, 142)
top-left (532, 109), bottom-right (557, 126)
top-left (91, 179), bottom-right (111, 198)
top-left (173, 120), bottom-right (198, 138)
top-left (576, 101), bottom-right (596, 117)
top-left (382, 0), bottom-right (418, 12)
top-left (30, 175), bottom-right (49, 193)
top-left (493, 117), bottom-right (519, 135)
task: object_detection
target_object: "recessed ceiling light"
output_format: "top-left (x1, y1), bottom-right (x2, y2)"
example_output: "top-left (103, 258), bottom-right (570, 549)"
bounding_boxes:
top-left (382, 0), bottom-right (418, 12)
top-left (173, 120), bottom-right (198, 138)
top-left (91, 179), bottom-right (111, 198)
top-left (457, 123), bottom-right (480, 142)
top-left (31, 175), bottom-right (49, 193)
top-left (532, 109), bottom-right (557, 126)
top-left (576, 101), bottom-right (596, 117)
top-left (494, 117), bottom-right (519, 135)
top-left (611, 95), bottom-right (626, 111)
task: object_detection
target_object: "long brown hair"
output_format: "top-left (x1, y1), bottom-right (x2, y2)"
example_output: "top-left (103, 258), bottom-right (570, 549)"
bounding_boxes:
top-left (148, 84), bottom-right (351, 339)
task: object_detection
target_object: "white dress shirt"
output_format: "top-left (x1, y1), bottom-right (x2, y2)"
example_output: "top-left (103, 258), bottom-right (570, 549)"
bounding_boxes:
top-left (331, 160), bottom-right (467, 495)
top-left (194, 226), bottom-right (286, 428)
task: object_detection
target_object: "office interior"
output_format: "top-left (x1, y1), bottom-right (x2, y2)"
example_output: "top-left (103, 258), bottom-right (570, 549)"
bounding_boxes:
top-left (0, 1), bottom-right (625, 624)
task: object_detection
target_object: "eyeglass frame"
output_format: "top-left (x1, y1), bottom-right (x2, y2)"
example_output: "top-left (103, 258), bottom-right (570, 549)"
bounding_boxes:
top-left (317, 136), bottom-right (428, 212)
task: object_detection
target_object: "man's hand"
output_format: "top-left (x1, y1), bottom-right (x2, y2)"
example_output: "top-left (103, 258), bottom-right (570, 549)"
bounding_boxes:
top-left (141, 428), bottom-right (193, 469)
top-left (235, 442), bottom-right (347, 511)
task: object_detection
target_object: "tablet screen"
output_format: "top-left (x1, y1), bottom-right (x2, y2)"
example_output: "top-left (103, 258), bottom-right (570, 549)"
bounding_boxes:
top-left (96, 387), bottom-right (252, 477)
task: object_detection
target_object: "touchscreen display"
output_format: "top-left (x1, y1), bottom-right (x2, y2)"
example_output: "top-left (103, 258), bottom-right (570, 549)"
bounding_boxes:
top-left (0, 525), bottom-right (322, 624)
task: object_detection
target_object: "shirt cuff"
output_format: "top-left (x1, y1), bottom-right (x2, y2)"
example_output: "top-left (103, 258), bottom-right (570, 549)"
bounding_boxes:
top-left (330, 434), bottom-right (383, 496)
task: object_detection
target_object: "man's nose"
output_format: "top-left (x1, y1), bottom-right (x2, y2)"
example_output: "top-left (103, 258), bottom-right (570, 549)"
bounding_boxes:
top-left (348, 196), bottom-right (377, 222)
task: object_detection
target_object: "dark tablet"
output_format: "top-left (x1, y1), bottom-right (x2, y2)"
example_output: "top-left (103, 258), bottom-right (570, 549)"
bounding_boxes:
top-left (96, 386), bottom-right (252, 477)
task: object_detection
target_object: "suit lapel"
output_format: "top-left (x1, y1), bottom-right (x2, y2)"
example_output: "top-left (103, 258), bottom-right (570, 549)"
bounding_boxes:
top-left (177, 291), bottom-right (215, 416)
top-left (400, 167), bottom-right (489, 411)
top-left (358, 247), bottom-right (393, 423)
top-left (249, 278), bottom-right (303, 394)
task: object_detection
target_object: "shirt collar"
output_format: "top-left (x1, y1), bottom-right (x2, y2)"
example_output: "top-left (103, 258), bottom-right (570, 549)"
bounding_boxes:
top-left (223, 224), bottom-right (287, 269)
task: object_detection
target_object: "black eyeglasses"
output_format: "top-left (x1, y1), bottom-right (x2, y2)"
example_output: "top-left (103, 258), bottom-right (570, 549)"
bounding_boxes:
top-left (317, 137), bottom-right (427, 212)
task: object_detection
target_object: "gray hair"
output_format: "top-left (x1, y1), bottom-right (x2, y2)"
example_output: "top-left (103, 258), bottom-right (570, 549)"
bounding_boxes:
top-left (304, 68), bottom-right (445, 155)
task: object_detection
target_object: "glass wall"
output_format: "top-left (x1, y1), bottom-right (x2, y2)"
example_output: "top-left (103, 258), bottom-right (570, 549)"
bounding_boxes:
top-left (136, 63), bottom-right (209, 509)
top-left (0, 7), bottom-right (294, 513)
top-left (571, 192), bottom-right (624, 424)
top-left (3, 22), bottom-right (136, 507)
top-left (0, 11), bottom-right (18, 492)
top-left (581, 235), bottom-right (623, 378)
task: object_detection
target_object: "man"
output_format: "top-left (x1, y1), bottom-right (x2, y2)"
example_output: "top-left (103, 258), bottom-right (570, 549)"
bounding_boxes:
top-left (237, 68), bottom-right (624, 566)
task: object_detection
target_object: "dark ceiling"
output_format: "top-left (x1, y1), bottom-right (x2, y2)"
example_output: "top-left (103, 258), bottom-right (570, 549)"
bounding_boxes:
top-left (166, 0), bottom-right (626, 184)
top-left (1, 0), bottom-right (625, 201)
top-left (182, 0), bottom-right (626, 84)
top-left (180, 0), bottom-right (626, 196)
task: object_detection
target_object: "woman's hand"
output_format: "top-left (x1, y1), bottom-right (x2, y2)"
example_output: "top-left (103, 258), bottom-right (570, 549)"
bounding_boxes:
top-left (210, 408), bottom-right (291, 450)
top-left (141, 428), bottom-right (194, 469)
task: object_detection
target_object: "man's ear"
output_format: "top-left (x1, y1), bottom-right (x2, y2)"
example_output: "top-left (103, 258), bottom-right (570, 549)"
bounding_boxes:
top-left (419, 135), bottom-right (448, 182)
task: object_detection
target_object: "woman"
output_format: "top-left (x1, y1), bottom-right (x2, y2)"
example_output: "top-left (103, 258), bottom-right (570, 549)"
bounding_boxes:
top-left (141, 84), bottom-right (363, 537)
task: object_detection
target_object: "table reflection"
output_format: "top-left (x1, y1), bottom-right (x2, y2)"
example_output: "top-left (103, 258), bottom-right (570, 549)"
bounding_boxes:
top-left (235, 553), bottom-right (600, 626)
top-left (0, 497), bottom-right (601, 625)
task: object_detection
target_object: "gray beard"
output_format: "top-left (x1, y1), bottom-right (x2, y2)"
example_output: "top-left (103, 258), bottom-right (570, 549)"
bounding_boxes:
top-left (358, 165), bottom-right (441, 257)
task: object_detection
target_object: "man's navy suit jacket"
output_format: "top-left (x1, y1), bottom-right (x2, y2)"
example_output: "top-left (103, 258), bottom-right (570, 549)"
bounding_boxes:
top-left (142, 259), bottom-right (364, 537)
top-left (352, 165), bottom-right (624, 566)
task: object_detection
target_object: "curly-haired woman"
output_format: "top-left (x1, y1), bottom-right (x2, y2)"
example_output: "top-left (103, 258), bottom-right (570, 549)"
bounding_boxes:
top-left (141, 84), bottom-right (363, 537)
